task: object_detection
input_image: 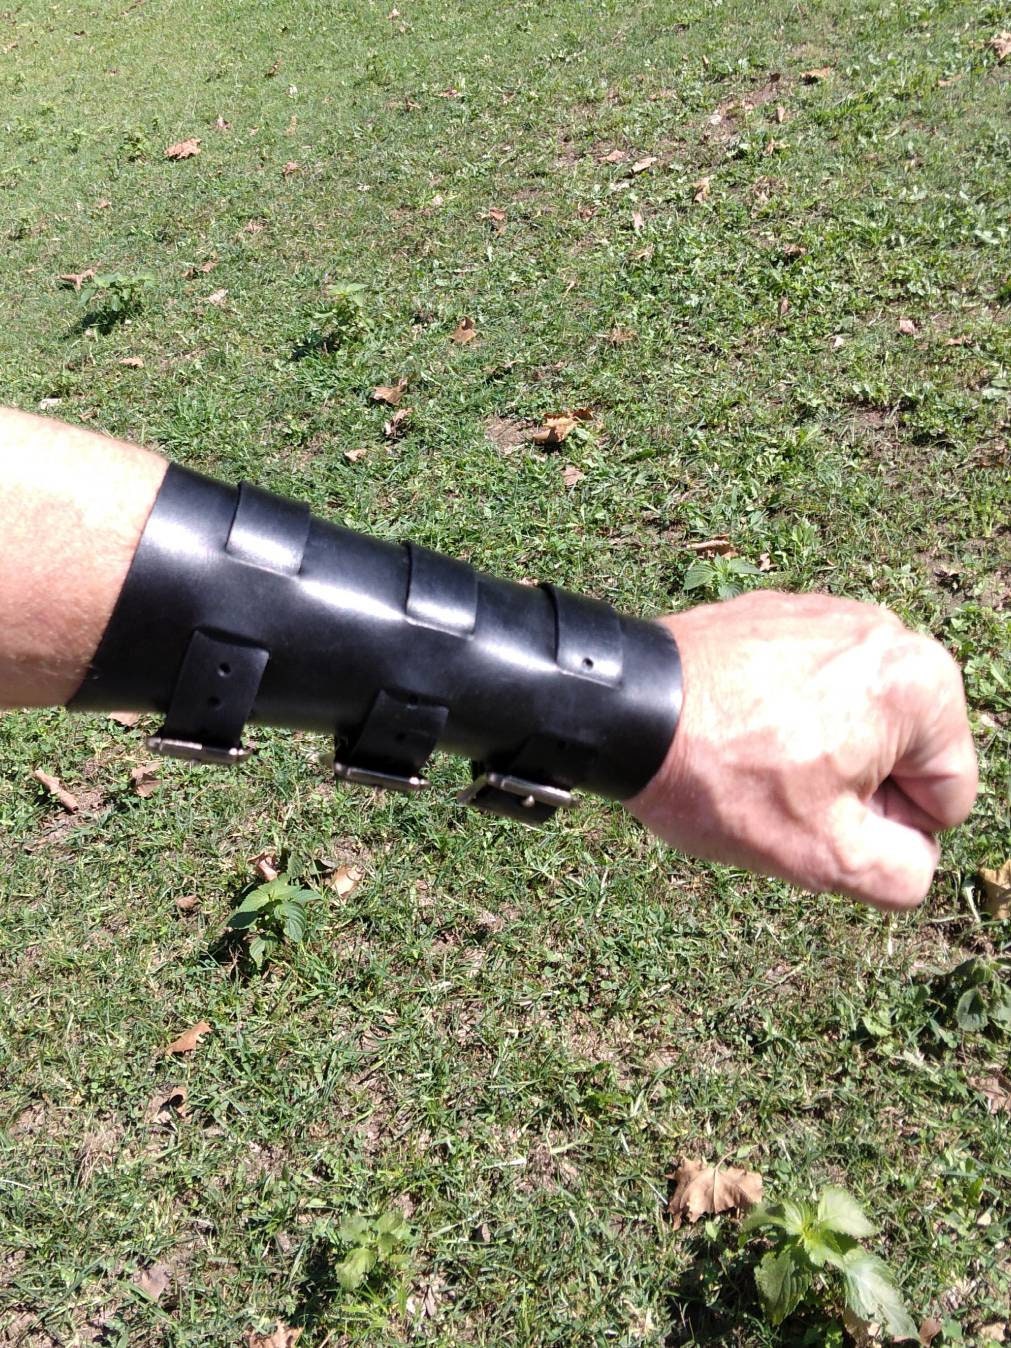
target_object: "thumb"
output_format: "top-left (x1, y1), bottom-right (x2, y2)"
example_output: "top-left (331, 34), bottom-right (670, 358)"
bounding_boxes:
top-left (833, 798), bottom-right (941, 911)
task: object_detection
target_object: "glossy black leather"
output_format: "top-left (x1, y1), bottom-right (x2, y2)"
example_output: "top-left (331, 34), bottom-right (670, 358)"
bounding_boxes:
top-left (70, 465), bottom-right (682, 816)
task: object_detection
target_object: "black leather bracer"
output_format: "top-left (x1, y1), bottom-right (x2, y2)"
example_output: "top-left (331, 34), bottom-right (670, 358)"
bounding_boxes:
top-left (69, 465), bottom-right (682, 824)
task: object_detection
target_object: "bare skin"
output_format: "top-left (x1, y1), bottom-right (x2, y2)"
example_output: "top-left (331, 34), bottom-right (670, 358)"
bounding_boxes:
top-left (0, 406), bottom-right (978, 911)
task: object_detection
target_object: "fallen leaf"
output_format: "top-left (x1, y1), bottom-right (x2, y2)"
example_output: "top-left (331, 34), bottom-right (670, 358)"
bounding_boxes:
top-left (600, 148), bottom-right (627, 164)
top-left (577, 204), bottom-right (598, 220)
top-left (631, 155), bottom-right (657, 174)
top-left (692, 176), bottom-right (711, 203)
top-left (264, 59), bottom-right (281, 78)
top-left (32, 769), bottom-right (79, 813)
top-left (214, 115), bottom-right (231, 131)
top-left (631, 209), bottom-right (645, 232)
top-left (450, 317), bottom-right (478, 344)
top-left (251, 850), bottom-right (280, 883)
top-left (174, 895), bottom-right (199, 913)
top-left (775, 104), bottom-right (786, 123)
top-left (163, 1022), bottom-right (212, 1056)
top-left (246, 1322), bottom-right (302, 1348)
top-left (184, 259), bottom-right (218, 277)
top-left (205, 288), bottom-right (228, 306)
top-left (286, 114), bottom-right (298, 134)
top-left (686, 537), bottom-right (737, 557)
top-left (330, 864), bottom-right (363, 897)
top-left (898, 317), bottom-right (918, 336)
top-left (842, 1307), bottom-right (880, 1347)
top-left (562, 464), bottom-right (585, 488)
top-left (530, 414), bottom-right (579, 447)
top-left (482, 207), bottom-right (508, 231)
top-left (979, 860), bottom-right (1011, 919)
top-left (988, 32), bottom-right (1011, 62)
top-left (96, 198), bottom-right (111, 209)
top-left (778, 296), bottom-right (790, 316)
top-left (782, 242), bottom-right (806, 260)
top-left (282, 160), bottom-right (300, 177)
top-left (165, 137), bottom-right (201, 160)
top-left (801, 67), bottom-right (833, 82)
top-left (832, 334), bottom-right (846, 349)
top-left (119, 356), bottom-right (144, 368)
top-left (972, 1072), bottom-right (1011, 1114)
top-left (979, 1327), bottom-right (1007, 1345)
top-left (918, 1318), bottom-right (942, 1346)
top-left (241, 219), bottom-right (266, 234)
top-left (435, 86), bottom-right (462, 98)
top-left (371, 378), bottom-right (408, 406)
top-left (130, 764), bottom-right (159, 798)
top-left (383, 407), bottom-right (412, 439)
top-left (108, 711), bottom-right (142, 727)
top-left (473, 1222), bottom-right (492, 1242)
top-left (145, 1084), bottom-right (189, 1122)
top-left (132, 1263), bottom-right (172, 1302)
top-left (58, 268), bottom-right (96, 291)
top-left (344, 447), bottom-right (368, 463)
top-left (758, 552), bottom-right (773, 572)
top-left (609, 325), bottom-right (636, 345)
top-left (666, 1158), bottom-right (763, 1228)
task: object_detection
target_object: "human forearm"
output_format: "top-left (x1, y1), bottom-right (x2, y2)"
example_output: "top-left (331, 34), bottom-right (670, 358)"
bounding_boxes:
top-left (0, 407), bottom-right (166, 706)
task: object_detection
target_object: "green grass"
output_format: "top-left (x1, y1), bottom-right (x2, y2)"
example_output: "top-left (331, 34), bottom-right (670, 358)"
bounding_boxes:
top-left (1, 0), bottom-right (1010, 1343)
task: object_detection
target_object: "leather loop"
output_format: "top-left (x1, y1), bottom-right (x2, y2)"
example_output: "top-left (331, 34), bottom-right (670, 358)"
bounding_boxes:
top-left (161, 630), bottom-right (269, 750)
top-left (340, 690), bottom-right (449, 783)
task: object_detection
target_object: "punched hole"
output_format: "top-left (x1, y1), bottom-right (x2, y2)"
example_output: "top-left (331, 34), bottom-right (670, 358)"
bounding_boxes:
top-left (219, 662), bottom-right (232, 676)
top-left (581, 657), bottom-right (594, 670)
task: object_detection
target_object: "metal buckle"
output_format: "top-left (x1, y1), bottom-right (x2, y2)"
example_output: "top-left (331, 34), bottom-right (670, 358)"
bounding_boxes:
top-left (457, 772), bottom-right (574, 815)
top-left (146, 734), bottom-right (254, 766)
top-left (332, 760), bottom-right (429, 793)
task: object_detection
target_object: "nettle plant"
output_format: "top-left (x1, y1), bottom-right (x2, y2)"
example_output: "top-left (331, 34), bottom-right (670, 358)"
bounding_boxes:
top-left (742, 1187), bottom-right (917, 1341)
top-left (81, 271), bottom-right (154, 325)
top-left (226, 874), bottom-right (316, 970)
top-left (684, 555), bottom-right (761, 601)
top-left (333, 1211), bottom-right (412, 1290)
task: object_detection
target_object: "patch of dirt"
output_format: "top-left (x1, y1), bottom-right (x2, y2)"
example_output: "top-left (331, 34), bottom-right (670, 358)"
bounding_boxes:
top-left (484, 414), bottom-right (529, 455)
top-left (76, 1119), bottom-right (124, 1186)
top-left (705, 73), bottom-right (790, 142)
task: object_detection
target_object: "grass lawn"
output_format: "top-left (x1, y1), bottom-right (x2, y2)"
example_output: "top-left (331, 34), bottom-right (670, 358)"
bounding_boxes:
top-left (1, 0), bottom-right (1010, 1343)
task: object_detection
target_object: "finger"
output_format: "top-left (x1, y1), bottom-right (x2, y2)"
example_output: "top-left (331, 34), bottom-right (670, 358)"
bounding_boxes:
top-left (870, 777), bottom-right (948, 835)
top-left (834, 801), bottom-right (941, 911)
top-left (888, 638), bottom-right (979, 830)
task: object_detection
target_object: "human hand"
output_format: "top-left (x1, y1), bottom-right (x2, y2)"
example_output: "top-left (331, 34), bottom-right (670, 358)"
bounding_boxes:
top-left (627, 591), bottom-right (978, 911)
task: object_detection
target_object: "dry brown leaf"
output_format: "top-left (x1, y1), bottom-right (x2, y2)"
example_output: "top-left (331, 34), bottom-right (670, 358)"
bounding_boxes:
top-left (286, 114), bottom-right (298, 134)
top-left (801, 67), bottom-right (833, 82)
top-left (344, 447), bottom-right (368, 463)
top-left (184, 259), bottom-right (218, 277)
top-left (58, 268), bottom-right (96, 292)
top-left (530, 414), bottom-right (578, 448)
top-left (778, 296), bottom-right (791, 317)
top-left (96, 198), bottom-right (111, 209)
top-left (692, 176), bottom-right (711, 203)
top-left (130, 764), bottom-right (159, 798)
top-left (133, 1263), bottom-right (173, 1302)
top-left (174, 895), bottom-right (199, 913)
top-left (842, 1307), bottom-right (880, 1347)
top-left (383, 407), bottom-right (412, 439)
top-left (246, 1323), bottom-right (302, 1348)
top-left (145, 1084), bottom-right (189, 1122)
top-left (666, 1158), bottom-right (763, 1228)
top-left (979, 860), bottom-right (1011, 919)
top-left (758, 552), bottom-right (773, 572)
top-left (687, 537), bottom-right (736, 557)
top-left (979, 1327), bottom-right (1007, 1345)
top-left (775, 104), bottom-right (786, 123)
top-left (631, 209), bottom-right (645, 232)
top-left (163, 1022), bottom-right (212, 1056)
top-left (609, 325), bottom-right (636, 345)
top-left (251, 850), bottom-right (280, 883)
top-left (631, 155), bottom-right (657, 174)
top-left (242, 219), bottom-right (266, 234)
top-left (918, 1318), bottom-right (943, 1346)
top-left (264, 59), bottom-right (281, 78)
top-left (165, 137), bottom-right (201, 160)
top-left (450, 317), bottom-right (478, 344)
top-left (371, 378), bottom-right (408, 406)
top-left (600, 148), bottom-right (627, 164)
top-left (108, 711), bottom-right (142, 727)
top-left (898, 317), bottom-right (918, 336)
top-left (482, 207), bottom-right (508, 231)
top-left (282, 160), bottom-right (300, 177)
top-left (988, 32), bottom-right (1011, 62)
top-left (330, 864), bottom-right (363, 898)
top-left (32, 769), bottom-right (80, 813)
top-left (205, 288), bottom-right (228, 306)
top-left (561, 464), bottom-right (585, 488)
top-left (972, 1072), bottom-right (1011, 1114)
top-left (214, 115), bottom-right (232, 131)
top-left (119, 356), bottom-right (145, 368)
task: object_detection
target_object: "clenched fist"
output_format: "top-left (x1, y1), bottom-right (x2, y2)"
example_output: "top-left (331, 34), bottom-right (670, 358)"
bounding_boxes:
top-left (628, 592), bottom-right (978, 911)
